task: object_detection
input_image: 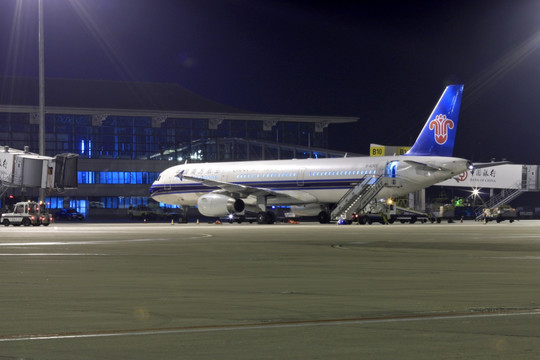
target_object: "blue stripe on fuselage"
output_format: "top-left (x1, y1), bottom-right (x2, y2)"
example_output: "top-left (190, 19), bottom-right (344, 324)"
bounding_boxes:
top-left (149, 178), bottom-right (365, 197)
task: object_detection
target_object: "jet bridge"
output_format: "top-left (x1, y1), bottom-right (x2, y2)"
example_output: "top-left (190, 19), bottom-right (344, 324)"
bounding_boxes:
top-left (0, 146), bottom-right (78, 197)
top-left (436, 163), bottom-right (539, 219)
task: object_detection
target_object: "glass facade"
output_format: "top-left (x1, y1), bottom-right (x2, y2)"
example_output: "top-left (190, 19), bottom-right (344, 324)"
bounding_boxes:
top-left (44, 196), bottom-right (180, 217)
top-left (0, 113), bottom-right (328, 160)
top-left (0, 111), bottom-right (339, 218)
top-left (78, 171), bottom-right (159, 185)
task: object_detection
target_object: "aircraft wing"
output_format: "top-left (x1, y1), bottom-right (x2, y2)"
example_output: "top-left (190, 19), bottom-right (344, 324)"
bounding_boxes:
top-left (182, 174), bottom-right (283, 198)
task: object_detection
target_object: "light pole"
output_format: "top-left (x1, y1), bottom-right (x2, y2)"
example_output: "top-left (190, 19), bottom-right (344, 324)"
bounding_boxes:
top-left (38, 0), bottom-right (45, 201)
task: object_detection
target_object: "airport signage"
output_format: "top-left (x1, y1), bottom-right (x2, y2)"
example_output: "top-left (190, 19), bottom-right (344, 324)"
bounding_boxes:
top-left (369, 144), bottom-right (411, 156)
top-left (437, 164), bottom-right (523, 189)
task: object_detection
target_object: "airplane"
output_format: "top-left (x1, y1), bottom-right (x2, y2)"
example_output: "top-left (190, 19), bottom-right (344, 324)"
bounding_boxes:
top-left (150, 84), bottom-right (472, 224)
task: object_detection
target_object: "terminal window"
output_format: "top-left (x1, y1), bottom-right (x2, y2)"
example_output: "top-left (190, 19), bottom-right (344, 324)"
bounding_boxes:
top-left (78, 171), bottom-right (159, 185)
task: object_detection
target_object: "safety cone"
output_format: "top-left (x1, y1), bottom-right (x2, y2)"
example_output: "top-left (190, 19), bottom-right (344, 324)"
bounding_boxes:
top-left (196, 219), bottom-right (199, 225)
top-left (171, 219), bottom-right (174, 225)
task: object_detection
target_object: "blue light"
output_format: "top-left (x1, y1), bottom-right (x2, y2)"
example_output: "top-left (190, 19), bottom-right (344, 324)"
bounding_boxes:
top-left (80, 140), bottom-right (85, 154)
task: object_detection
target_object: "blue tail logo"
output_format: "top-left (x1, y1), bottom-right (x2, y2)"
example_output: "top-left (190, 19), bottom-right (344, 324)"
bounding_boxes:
top-left (405, 84), bottom-right (463, 157)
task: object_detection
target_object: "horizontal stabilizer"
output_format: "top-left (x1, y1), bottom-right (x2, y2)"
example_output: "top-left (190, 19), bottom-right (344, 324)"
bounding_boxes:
top-left (471, 161), bottom-right (511, 170)
top-left (403, 160), bottom-right (447, 172)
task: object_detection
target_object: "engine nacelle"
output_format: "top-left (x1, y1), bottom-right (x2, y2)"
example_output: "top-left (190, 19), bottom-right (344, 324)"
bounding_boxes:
top-left (197, 194), bottom-right (245, 217)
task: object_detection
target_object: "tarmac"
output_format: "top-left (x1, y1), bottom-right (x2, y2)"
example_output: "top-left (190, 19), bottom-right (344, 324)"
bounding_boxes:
top-left (1, 220), bottom-right (540, 359)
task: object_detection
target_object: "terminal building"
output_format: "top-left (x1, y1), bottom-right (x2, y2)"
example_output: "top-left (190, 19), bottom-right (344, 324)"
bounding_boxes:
top-left (0, 77), bottom-right (358, 217)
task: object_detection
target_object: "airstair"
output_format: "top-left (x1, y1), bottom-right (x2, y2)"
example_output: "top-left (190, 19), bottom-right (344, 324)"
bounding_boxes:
top-left (331, 175), bottom-right (388, 221)
top-left (474, 181), bottom-right (524, 220)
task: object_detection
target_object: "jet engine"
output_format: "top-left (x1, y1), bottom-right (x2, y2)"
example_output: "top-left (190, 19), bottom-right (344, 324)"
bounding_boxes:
top-left (197, 193), bottom-right (245, 217)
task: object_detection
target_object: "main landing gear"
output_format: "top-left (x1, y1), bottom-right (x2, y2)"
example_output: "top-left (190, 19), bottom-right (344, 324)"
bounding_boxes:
top-left (317, 211), bottom-right (331, 224)
top-left (257, 211), bottom-right (276, 224)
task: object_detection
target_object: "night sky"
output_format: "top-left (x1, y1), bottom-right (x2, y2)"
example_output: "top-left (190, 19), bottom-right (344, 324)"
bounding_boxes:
top-left (1, 0), bottom-right (539, 164)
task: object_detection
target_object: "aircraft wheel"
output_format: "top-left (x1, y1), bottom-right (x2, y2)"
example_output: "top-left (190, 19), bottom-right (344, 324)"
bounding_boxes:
top-left (266, 211), bottom-right (276, 224)
top-left (257, 212), bottom-right (268, 224)
top-left (317, 211), bottom-right (331, 224)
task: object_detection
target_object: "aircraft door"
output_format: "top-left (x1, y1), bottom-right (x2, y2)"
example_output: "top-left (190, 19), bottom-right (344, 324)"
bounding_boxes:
top-left (386, 161), bottom-right (399, 178)
top-left (296, 168), bottom-right (305, 186)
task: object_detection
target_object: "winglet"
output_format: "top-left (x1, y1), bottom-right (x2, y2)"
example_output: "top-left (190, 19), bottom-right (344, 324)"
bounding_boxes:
top-left (405, 84), bottom-right (464, 157)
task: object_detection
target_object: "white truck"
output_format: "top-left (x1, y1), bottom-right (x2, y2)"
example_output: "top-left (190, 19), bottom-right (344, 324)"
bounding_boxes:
top-left (1, 201), bottom-right (53, 227)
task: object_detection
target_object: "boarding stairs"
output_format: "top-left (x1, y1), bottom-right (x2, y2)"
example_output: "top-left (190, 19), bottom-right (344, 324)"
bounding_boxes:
top-left (474, 181), bottom-right (524, 220)
top-left (331, 175), bottom-right (388, 221)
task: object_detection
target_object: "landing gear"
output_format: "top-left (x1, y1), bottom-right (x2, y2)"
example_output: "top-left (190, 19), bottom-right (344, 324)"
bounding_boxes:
top-left (257, 211), bottom-right (276, 224)
top-left (317, 211), bottom-right (331, 224)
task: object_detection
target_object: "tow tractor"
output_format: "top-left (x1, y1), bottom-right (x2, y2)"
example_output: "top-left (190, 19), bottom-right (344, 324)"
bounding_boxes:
top-left (1, 201), bottom-right (53, 226)
top-left (349, 199), bottom-right (433, 225)
top-left (481, 205), bottom-right (518, 223)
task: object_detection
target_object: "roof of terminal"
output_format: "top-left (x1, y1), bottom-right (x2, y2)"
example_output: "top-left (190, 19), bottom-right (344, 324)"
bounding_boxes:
top-left (0, 77), bottom-right (241, 113)
top-left (0, 77), bottom-right (357, 125)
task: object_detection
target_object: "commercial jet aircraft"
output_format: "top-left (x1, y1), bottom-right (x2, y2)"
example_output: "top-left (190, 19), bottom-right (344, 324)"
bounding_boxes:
top-left (150, 84), bottom-right (472, 224)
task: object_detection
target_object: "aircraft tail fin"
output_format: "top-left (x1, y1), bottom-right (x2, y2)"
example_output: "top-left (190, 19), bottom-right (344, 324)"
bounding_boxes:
top-left (405, 84), bottom-right (464, 157)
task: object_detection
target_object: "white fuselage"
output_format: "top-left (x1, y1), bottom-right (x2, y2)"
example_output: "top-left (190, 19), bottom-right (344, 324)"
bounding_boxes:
top-left (150, 155), bottom-right (469, 208)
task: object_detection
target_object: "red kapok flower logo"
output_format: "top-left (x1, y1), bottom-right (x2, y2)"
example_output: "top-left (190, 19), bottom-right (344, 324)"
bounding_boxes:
top-left (429, 114), bottom-right (454, 145)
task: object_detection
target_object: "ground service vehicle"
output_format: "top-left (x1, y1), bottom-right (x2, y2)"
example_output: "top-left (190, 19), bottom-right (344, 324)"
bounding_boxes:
top-left (55, 208), bottom-right (84, 221)
top-left (481, 206), bottom-right (518, 223)
top-left (128, 205), bottom-right (182, 221)
top-left (2, 201), bottom-right (53, 226)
